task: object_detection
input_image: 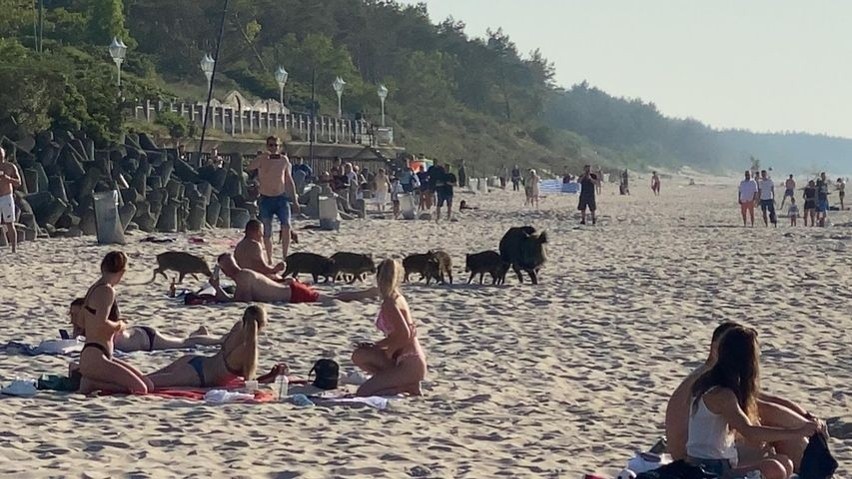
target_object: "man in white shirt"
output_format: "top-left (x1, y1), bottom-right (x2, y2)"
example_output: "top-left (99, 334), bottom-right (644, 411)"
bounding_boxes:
top-left (758, 170), bottom-right (777, 227)
top-left (738, 170), bottom-right (759, 227)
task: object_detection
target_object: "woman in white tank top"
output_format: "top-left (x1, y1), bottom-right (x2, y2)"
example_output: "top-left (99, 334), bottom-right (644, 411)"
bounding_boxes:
top-left (687, 326), bottom-right (817, 479)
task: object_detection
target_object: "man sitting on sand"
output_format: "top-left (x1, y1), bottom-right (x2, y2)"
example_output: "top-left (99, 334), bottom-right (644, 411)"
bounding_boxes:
top-left (665, 322), bottom-right (821, 471)
top-left (211, 253), bottom-right (378, 304)
top-left (234, 219), bottom-right (285, 278)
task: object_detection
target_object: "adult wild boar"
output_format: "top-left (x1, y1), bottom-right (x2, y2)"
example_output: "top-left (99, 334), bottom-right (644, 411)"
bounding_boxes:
top-left (498, 226), bottom-right (547, 284)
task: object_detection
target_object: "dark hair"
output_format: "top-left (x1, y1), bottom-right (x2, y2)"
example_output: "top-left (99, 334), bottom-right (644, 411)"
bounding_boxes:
top-left (245, 219), bottom-right (262, 233)
top-left (217, 253), bottom-right (231, 263)
top-left (70, 298), bottom-right (85, 307)
top-left (266, 136), bottom-right (280, 144)
top-left (711, 321), bottom-right (740, 345)
top-left (101, 251), bottom-right (128, 274)
top-left (692, 326), bottom-right (760, 420)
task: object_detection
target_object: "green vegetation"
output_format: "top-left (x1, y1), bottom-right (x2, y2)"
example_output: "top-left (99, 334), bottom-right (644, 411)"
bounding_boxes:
top-left (1, 0), bottom-right (849, 174)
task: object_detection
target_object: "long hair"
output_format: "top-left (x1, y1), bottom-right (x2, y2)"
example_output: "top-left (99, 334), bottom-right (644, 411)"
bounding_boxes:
top-left (691, 326), bottom-right (761, 420)
top-left (101, 251), bottom-right (128, 274)
top-left (234, 305), bottom-right (267, 380)
top-left (376, 259), bottom-right (403, 299)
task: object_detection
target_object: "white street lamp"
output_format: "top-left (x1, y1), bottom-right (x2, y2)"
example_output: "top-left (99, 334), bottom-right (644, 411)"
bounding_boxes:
top-left (275, 66), bottom-right (289, 113)
top-left (332, 76), bottom-right (346, 118)
top-left (108, 37), bottom-right (127, 88)
top-left (200, 54), bottom-right (215, 93)
top-left (377, 84), bottom-right (389, 127)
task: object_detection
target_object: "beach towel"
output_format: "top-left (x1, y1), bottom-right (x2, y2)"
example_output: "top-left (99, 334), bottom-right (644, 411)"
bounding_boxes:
top-left (311, 395), bottom-right (391, 410)
top-left (634, 461), bottom-right (715, 479)
top-left (1, 339), bottom-right (83, 356)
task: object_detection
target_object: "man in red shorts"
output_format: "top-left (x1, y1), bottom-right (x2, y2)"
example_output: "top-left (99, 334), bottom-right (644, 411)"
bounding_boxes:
top-left (211, 254), bottom-right (377, 304)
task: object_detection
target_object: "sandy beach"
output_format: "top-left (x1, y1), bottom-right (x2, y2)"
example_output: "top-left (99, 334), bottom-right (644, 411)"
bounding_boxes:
top-left (0, 174), bottom-right (849, 478)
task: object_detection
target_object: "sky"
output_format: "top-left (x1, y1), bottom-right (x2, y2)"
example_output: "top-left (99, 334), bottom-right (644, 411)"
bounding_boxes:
top-left (397, 0), bottom-right (852, 139)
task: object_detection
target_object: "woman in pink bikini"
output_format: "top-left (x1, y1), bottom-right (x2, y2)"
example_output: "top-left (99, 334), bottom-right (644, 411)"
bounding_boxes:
top-left (146, 305), bottom-right (275, 388)
top-left (351, 259), bottom-right (427, 396)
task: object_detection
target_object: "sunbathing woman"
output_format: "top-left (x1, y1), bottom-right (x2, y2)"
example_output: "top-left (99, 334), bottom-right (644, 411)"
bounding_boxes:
top-left (351, 259), bottom-right (427, 397)
top-left (69, 299), bottom-right (223, 353)
top-left (146, 305), bottom-right (276, 388)
top-left (687, 325), bottom-right (818, 479)
top-left (77, 251), bottom-right (153, 394)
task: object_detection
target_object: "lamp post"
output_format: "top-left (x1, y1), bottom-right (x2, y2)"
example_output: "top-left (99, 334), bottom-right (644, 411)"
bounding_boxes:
top-left (200, 54), bottom-right (215, 93)
top-left (332, 76), bottom-right (346, 118)
top-left (275, 66), bottom-right (288, 113)
top-left (108, 37), bottom-right (127, 88)
top-left (377, 84), bottom-right (388, 127)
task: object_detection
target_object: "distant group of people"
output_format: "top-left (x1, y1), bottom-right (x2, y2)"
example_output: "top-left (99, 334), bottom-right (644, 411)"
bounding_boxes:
top-left (739, 170), bottom-right (846, 227)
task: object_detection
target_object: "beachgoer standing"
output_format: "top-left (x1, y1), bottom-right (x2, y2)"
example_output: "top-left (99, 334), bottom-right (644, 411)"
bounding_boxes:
top-left (0, 146), bottom-right (22, 253)
top-left (780, 174), bottom-right (795, 209)
top-left (788, 198), bottom-right (799, 227)
top-left (816, 172), bottom-right (829, 226)
top-left (758, 170), bottom-right (777, 227)
top-left (595, 166), bottom-right (604, 194)
top-left (803, 180), bottom-right (817, 227)
top-left (435, 163), bottom-right (456, 222)
top-left (651, 171), bottom-right (661, 196)
top-left (373, 168), bottom-right (391, 213)
top-left (391, 176), bottom-right (403, 220)
top-left (526, 169), bottom-right (541, 209)
top-left (500, 165), bottom-right (508, 189)
top-left (247, 136), bottom-right (300, 263)
top-left (620, 169), bottom-right (630, 195)
top-left (458, 160), bottom-right (467, 188)
top-left (836, 177), bottom-right (846, 210)
top-left (511, 165), bottom-right (521, 191)
top-left (417, 166), bottom-right (431, 211)
top-left (577, 165), bottom-right (599, 225)
top-left (738, 171), bottom-right (759, 227)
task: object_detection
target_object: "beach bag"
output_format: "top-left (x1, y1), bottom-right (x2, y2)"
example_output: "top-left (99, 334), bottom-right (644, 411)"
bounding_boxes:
top-left (308, 359), bottom-right (339, 390)
top-left (800, 432), bottom-right (838, 479)
top-left (183, 292), bottom-right (218, 305)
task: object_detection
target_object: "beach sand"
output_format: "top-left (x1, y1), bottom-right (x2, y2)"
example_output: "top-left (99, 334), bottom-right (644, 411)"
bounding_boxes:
top-left (0, 174), bottom-right (849, 478)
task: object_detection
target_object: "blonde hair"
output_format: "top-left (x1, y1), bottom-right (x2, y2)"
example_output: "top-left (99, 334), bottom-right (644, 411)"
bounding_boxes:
top-left (233, 305), bottom-right (267, 380)
top-left (376, 259), bottom-right (403, 299)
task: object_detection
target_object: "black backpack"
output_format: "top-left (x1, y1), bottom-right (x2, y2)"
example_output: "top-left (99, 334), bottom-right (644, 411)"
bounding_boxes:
top-left (308, 359), bottom-right (339, 390)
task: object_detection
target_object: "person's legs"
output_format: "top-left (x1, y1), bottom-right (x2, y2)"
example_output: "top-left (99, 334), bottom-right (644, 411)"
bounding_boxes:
top-left (758, 401), bottom-right (809, 471)
top-left (146, 356), bottom-right (203, 388)
top-left (79, 352), bottom-right (149, 394)
top-left (446, 197), bottom-right (453, 220)
top-left (761, 201), bottom-right (769, 226)
top-left (152, 327), bottom-right (223, 350)
top-left (276, 196), bottom-right (292, 261)
top-left (590, 204), bottom-right (597, 225)
top-left (356, 356), bottom-right (426, 397)
top-left (259, 197), bottom-right (275, 262)
top-left (748, 203), bottom-right (755, 226)
top-left (740, 202), bottom-right (748, 226)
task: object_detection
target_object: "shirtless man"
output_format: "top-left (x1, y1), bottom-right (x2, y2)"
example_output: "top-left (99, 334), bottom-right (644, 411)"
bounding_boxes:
top-left (233, 219), bottom-right (285, 278)
top-left (780, 174), bottom-right (796, 210)
top-left (666, 322), bottom-right (820, 471)
top-left (247, 136), bottom-right (300, 264)
top-left (0, 147), bottom-right (22, 252)
top-left (211, 253), bottom-right (377, 304)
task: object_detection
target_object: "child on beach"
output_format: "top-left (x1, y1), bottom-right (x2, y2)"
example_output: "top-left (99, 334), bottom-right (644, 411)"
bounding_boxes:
top-left (787, 198), bottom-right (799, 227)
top-left (391, 177), bottom-right (403, 219)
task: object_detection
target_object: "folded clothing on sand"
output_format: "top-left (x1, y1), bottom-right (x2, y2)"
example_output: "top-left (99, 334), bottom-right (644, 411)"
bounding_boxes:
top-left (1, 340), bottom-right (83, 356)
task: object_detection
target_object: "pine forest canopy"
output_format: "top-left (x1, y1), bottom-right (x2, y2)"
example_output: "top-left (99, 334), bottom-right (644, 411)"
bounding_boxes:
top-left (0, 0), bottom-right (849, 175)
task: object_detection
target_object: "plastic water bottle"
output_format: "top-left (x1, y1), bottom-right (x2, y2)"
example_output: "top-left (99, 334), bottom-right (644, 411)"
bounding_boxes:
top-left (276, 374), bottom-right (289, 401)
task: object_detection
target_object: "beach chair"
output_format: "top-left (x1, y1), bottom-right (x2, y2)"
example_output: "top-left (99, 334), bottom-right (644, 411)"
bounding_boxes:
top-left (318, 196), bottom-right (340, 231)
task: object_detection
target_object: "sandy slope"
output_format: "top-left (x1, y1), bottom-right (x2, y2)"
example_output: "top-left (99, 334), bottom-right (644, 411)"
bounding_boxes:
top-left (0, 176), bottom-right (849, 478)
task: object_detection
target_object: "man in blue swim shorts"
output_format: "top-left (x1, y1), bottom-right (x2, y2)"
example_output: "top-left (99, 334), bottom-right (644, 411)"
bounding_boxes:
top-left (248, 136), bottom-right (300, 263)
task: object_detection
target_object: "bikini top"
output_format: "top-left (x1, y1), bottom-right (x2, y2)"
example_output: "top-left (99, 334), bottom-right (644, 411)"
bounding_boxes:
top-left (83, 282), bottom-right (120, 321)
top-left (375, 307), bottom-right (416, 338)
top-left (219, 335), bottom-right (247, 377)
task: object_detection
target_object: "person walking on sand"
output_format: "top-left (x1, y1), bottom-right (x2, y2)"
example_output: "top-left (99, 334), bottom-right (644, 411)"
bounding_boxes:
top-left (780, 174), bottom-right (796, 210)
top-left (802, 180), bottom-right (817, 227)
top-left (247, 136), bottom-right (300, 263)
top-left (0, 146), bottom-right (22, 253)
top-left (526, 169), bottom-right (541, 209)
top-left (373, 168), bottom-right (391, 213)
top-left (578, 164), bottom-right (599, 225)
top-left (738, 171), bottom-right (759, 227)
top-left (595, 166), bottom-right (604, 194)
top-left (351, 259), bottom-right (427, 397)
top-left (815, 172), bottom-right (830, 227)
top-left (836, 177), bottom-right (846, 210)
top-left (787, 198), bottom-right (799, 227)
top-left (435, 163), bottom-right (456, 222)
top-left (511, 165), bottom-right (521, 191)
top-left (651, 171), bottom-right (661, 196)
top-left (758, 170), bottom-right (777, 227)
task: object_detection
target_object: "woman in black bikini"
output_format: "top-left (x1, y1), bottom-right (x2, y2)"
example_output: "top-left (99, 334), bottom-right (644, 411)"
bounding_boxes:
top-left (78, 251), bottom-right (153, 394)
top-left (146, 305), bottom-right (275, 388)
top-left (69, 299), bottom-right (223, 353)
